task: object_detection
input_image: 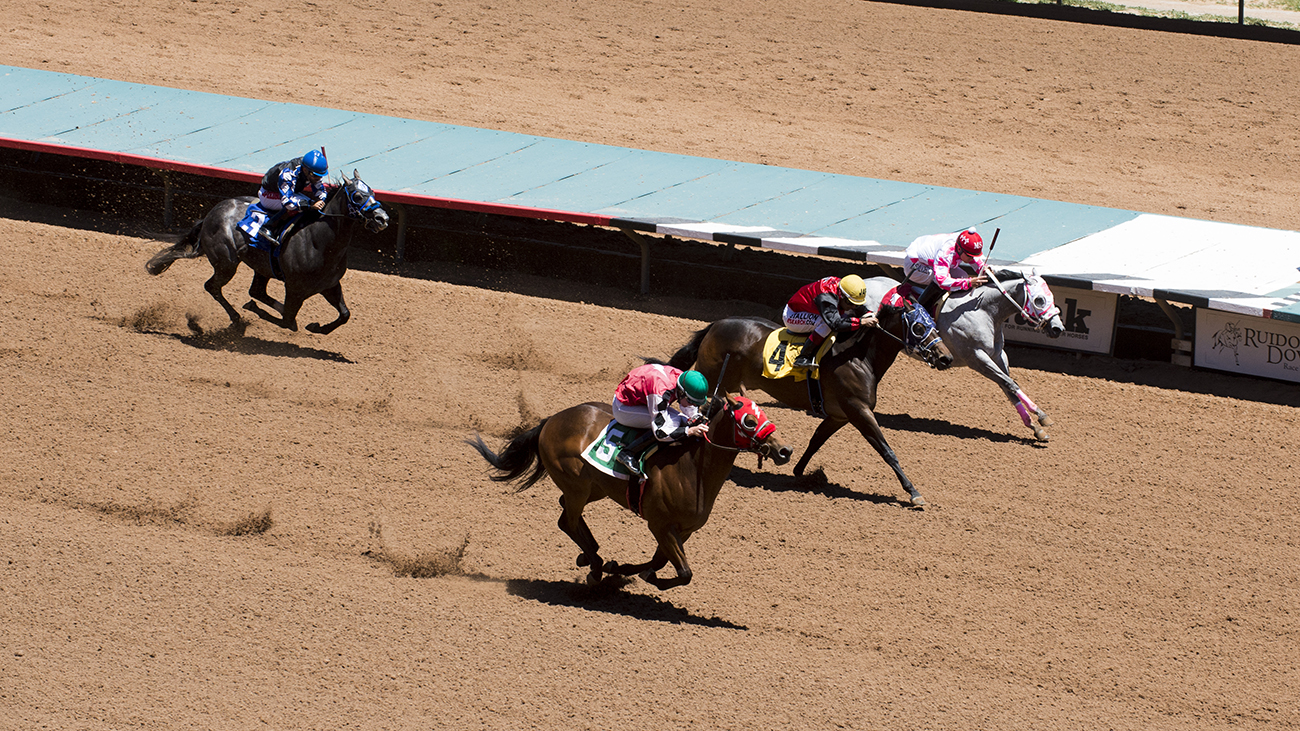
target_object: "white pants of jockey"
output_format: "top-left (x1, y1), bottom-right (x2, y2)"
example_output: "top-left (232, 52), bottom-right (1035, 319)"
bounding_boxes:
top-left (903, 257), bottom-right (935, 288)
top-left (611, 399), bottom-right (654, 430)
top-left (258, 190), bottom-right (286, 212)
top-left (782, 305), bottom-right (832, 339)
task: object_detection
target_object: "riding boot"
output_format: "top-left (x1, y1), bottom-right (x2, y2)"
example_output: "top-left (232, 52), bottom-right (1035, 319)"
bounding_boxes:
top-left (616, 430), bottom-right (658, 475)
top-left (792, 333), bottom-right (825, 369)
top-left (917, 282), bottom-right (943, 312)
top-left (262, 210), bottom-right (286, 245)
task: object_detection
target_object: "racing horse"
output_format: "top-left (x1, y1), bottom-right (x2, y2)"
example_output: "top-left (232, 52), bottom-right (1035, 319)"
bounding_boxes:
top-left (660, 301), bottom-right (952, 507)
top-left (467, 395), bottom-right (792, 590)
top-left (861, 269), bottom-right (1065, 441)
top-left (145, 170), bottom-right (389, 334)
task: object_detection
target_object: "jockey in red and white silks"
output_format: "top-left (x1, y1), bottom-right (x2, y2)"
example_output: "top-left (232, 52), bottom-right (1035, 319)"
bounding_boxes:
top-left (783, 275), bottom-right (875, 340)
top-left (902, 229), bottom-right (990, 300)
top-left (613, 364), bottom-right (708, 442)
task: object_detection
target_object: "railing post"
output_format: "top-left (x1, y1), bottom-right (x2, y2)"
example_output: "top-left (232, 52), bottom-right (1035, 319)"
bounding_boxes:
top-left (619, 227), bottom-right (651, 295)
top-left (389, 201), bottom-right (408, 261)
top-left (156, 170), bottom-right (174, 228)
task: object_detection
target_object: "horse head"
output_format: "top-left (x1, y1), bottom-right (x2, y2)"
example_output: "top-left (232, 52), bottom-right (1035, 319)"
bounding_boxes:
top-left (996, 269), bottom-right (1063, 338)
top-left (877, 300), bottom-right (953, 370)
top-left (337, 169), bottom-right (390, 233)
top-left (706, 395), bottom-right (792, 465)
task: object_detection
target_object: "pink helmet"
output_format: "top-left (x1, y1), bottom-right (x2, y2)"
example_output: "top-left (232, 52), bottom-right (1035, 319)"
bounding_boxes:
top-left (956, 230), bottom-right (983, 256)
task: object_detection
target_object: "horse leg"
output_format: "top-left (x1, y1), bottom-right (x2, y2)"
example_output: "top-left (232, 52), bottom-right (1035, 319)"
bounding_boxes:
top-left (556, 494), bottom-right (605, 584)
top-left (305, 283), bottom-right (350, 335)
top-left (247, 274), bottom-right (284, 314)
top-left (846, 408), bottom-right (925, 506)
top-left (972, 349), bottom-right (1049, 441)
top-left (792, 418), bottom-right (848, 476)
top-left (603, 548), bottom-right (670, 578)
top-left (203, 264), bottom-right (244, 326)
top-left (244, 288), bottom-right (305, 332)
top-left (640, 523), bottom-right (693, 590)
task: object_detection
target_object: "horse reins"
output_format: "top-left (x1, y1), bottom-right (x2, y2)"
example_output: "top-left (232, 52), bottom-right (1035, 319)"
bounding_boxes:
top-left (985, 270), bottom-right (1056, 331)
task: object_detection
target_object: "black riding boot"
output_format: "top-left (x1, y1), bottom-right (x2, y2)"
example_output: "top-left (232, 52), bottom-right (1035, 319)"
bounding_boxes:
top-left (617, 430), bottom-right (658, 474)
top-left (792, 334), bottom-right (825, 369)
top-left (262, 210), bottom-right (286, 245)
top-left (917, 282), bottom-right (943, 312)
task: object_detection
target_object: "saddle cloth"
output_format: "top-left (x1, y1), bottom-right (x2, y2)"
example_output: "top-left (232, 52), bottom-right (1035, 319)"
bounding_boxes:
top-left (761, 329), bottom-right (835, 380)
top-left (581, 421), bottom-right (660, 479)
top-left (236, 203), bottom-right (277, 251)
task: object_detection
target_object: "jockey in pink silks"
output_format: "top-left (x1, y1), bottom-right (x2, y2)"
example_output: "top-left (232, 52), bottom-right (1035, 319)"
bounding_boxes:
top-left (782, 274), bottom-right (878, 368)
top-left (611, 364), bottom-right (709, 474)
top-left (901, 229), bottom-right (990, 311)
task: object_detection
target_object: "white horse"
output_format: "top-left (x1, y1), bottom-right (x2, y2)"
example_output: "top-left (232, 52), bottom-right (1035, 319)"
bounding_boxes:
top-left (862, 270), bottom-right (1065, 441)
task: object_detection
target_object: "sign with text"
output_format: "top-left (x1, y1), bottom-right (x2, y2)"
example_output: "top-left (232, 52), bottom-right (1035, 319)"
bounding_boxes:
top-left (1196, 309), bottom-right (1300, 383)
top-left (1005, 286), bottom-right (1116, 355)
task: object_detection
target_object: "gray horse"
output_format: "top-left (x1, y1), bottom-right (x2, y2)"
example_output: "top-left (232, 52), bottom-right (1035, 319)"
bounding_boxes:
top-left (862, 270), bottom-right (1065, 441)
top-left (146, 170), bottom-right (389, 335)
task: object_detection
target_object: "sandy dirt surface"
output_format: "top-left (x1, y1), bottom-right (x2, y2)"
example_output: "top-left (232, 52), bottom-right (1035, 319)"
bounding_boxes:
top-left (3, 1), bottom-right (1300, 729)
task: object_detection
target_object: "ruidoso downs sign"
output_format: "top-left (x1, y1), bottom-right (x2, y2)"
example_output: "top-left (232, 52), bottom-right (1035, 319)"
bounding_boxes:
top-left (1196, 309), bottom-right (1300, 383)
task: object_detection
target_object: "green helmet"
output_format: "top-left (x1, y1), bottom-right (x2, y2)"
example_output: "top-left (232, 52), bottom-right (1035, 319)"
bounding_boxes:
top-left (676, 370), bottom-right (709, 405)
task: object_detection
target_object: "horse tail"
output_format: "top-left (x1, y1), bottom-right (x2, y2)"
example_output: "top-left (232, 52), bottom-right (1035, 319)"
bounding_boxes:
top-left (145, 219), bottom-right (205, 276)
top-left (654, 323), bottom-right (712, 370)
top-left (465, 420), bottom-right (548, 493)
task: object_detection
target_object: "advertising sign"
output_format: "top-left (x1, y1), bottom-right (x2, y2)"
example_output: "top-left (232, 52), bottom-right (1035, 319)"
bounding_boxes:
top-left (1196, 308), bottom-right (1300, 383)
top-left (1005, 286), bottom-right (1116, 355)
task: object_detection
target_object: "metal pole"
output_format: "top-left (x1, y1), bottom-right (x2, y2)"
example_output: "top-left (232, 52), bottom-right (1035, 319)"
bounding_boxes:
top-left (619, 227), bottom-right (652, 295)
top-left (389, 202), bottom-right (408, 262)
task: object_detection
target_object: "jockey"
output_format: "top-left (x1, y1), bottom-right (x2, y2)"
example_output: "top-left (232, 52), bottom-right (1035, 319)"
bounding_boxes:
top-left (784, 274), bottom-right (877, 368)
top-left (901, 228), bottom-right (990, 311)
top-left (256, 149), bottom-right (330, 244)
top-left (612, 365), bottom-right (710, 474)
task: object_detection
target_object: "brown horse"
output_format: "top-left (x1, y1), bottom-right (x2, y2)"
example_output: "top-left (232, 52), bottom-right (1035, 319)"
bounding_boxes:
top-left (661, 302), bottom-right (952, 506)
top-left (467, 395), bottom-right (792, 589)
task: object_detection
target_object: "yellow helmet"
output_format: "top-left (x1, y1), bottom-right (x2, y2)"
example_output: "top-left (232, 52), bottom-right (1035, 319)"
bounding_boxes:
top-left (838, 274), bottom-right (867, 306)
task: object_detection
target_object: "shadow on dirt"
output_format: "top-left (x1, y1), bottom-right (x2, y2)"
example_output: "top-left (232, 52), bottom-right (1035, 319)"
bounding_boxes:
top-left (137, 326), bottom-right (354, 363)
top-left (874, 412), bottom-right (1042, 445)
top-left (505, 577), bottom-right (747, 630)
top-left (727, 466), bottom-right (908, 506)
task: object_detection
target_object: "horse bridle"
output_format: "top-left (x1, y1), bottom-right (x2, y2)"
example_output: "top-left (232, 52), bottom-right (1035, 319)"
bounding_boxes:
top-left (871, 304), bottom-right (946, 367)
top-left (986, 270), bottom-right (1060, 331)
top-left (320, 178), bottom-right (386, 229)
top-left (701, 398), bottom-right (777, 459)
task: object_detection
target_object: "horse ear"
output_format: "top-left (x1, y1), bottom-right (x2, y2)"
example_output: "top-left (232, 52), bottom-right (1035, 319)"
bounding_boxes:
top-left (352, 168), bottom-right (360, 181)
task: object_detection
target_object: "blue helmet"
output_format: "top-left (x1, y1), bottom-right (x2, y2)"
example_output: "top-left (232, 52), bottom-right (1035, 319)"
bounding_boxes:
top-left (301, 149), bottom-right (328, 178)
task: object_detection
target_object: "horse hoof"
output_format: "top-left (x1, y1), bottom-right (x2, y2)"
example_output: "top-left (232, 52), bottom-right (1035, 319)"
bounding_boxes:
top-left (1033, 428), bottom-right (1050, 442)
top-left (1038, 414), bottom-right (1054, 427)
top-left (585, 569), bottom-right (604, 586)
top-left (907, 494), bottom-right (927, 507)
top-left (576, 553), bottom-right (589, 567)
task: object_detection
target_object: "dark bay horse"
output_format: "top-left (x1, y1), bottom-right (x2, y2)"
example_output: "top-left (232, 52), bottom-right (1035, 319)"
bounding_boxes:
top-left (861, 270), bottom-right (1065, 441)
top-left (661, 302), bottom-right (952, 506)
top-left (467, 395), bottom-right (792, 590)
top-left (145, 170), bottom-right (389, 335)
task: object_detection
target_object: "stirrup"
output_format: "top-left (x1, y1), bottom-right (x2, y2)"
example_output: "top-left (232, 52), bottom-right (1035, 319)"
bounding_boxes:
top-left (617, 451), bottom-right (641, 475)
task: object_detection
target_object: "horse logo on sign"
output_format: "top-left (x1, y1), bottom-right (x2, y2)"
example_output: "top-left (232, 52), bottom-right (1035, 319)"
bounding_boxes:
top-left (1211, 320), bottom-right (1243, 366)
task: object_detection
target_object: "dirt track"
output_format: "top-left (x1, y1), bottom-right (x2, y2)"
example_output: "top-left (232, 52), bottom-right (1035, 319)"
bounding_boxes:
top-left (3, 1), bottom-right (1300, 729)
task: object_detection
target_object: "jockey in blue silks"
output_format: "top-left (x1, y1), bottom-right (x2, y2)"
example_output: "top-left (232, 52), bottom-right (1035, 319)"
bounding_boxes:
top-left (256, 149), bottom-right (330, 244)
